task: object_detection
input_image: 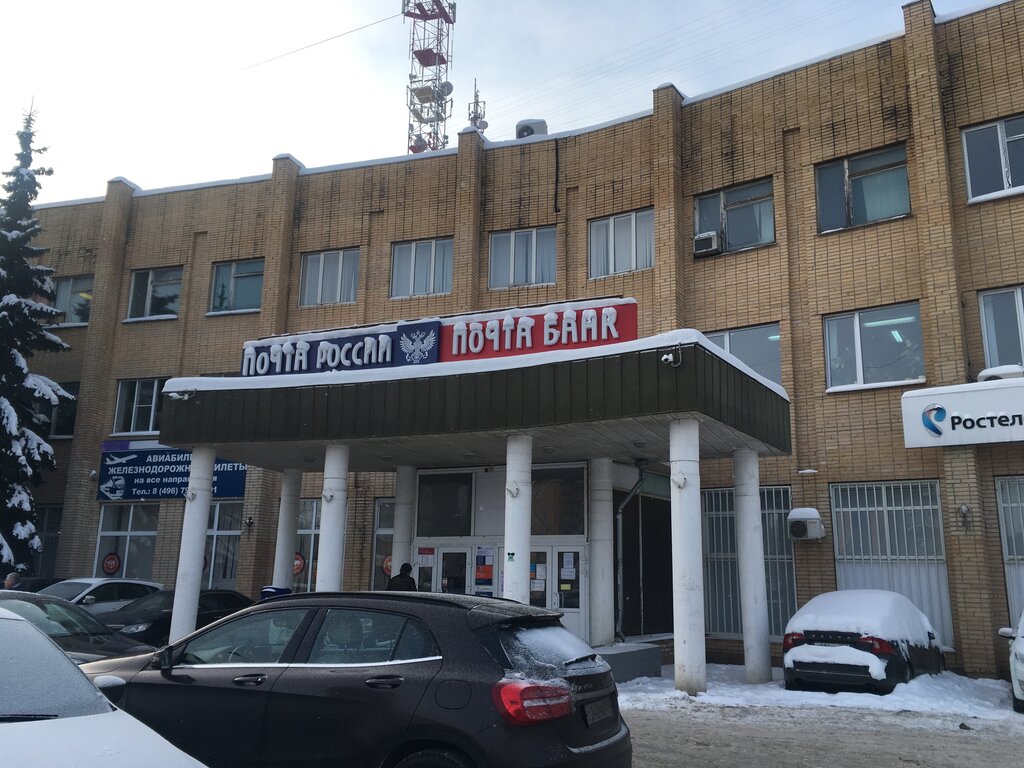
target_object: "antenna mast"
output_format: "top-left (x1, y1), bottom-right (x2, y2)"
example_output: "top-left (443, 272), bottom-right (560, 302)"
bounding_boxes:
top-left (403, 1), bottom-right (457, 154)
top-left (468, 78), bottom-right (487, 133)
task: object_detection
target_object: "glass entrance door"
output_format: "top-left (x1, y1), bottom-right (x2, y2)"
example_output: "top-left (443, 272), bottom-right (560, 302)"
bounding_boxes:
top-left (530, 546), bottom-right (585, 639)
top-left (433, 548), bottom-right (471, 594)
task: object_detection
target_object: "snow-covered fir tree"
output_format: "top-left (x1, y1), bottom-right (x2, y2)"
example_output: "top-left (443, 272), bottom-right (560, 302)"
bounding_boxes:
top-left (0, 112), bottom-right (70, 578)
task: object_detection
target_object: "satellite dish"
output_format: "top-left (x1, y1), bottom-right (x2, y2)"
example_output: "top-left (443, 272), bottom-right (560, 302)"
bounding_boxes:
top-left (440, 81), bottom-right (454, 97)
top-left (478, 119), bottom-right (488, 130)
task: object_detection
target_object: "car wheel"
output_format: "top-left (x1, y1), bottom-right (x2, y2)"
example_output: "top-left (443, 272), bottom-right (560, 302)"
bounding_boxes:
top-left (1014, 693), bottom-right (1024, 714)
top-left (395, 748), bottom-right (474, 768)
top-left (901, 661), bottom-right (913, 685)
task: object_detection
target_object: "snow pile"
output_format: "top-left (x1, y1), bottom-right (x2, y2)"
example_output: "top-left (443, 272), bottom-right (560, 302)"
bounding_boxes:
top-left (784, 589), bottom-right (936, 645)
top-left (616, 663), bottom-right (1017, 720)
top-left (784, 644), bottom-right (887, 680)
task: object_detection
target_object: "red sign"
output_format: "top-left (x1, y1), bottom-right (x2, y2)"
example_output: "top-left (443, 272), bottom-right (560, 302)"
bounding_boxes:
top-left (439, 300), bottom-right (637, 363)
top-left (293, 552), bottom-right (306, 575)
top-left (101, 552), bottom-right (121, 576)
top-left (382, 555), bottom-right (393, 577)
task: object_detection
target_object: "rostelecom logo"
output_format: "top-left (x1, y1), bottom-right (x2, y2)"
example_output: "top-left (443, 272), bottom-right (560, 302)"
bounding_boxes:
top-left (921, 403), bottom-right (947, 437)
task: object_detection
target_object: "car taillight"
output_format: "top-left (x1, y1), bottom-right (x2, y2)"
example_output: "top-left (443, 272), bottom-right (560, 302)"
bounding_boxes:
top-left (782, 632), bottom-right (805, 651)
top-left (857, 636), bottom-right (896, 655)
top-left (492, 679), bottom-right (573, 725)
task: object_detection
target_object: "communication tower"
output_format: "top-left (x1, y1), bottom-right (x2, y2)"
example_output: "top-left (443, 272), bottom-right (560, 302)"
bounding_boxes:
top-left (468, 79), bottom-right (487, 133)
top-left (403, 1), bottom-right (456, 154)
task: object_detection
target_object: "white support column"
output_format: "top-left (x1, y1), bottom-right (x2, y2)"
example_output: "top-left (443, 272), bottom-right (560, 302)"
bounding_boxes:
top-left (669, 418), bottom-right (706, 694)
top-left (316, 444), bottom-right (350, 592)
top-left (734, 448), bottom-right (772, 683)
top-left (392, 466), bottom-right (417, 575)
top-left (169, 446), bottom-right (215, 643)
top-left (588, 458), bottom-right (615, 647)
top-left (502, 434), bottom-right (533, 605)
top-left (271, 469), bottom-right (302, 588)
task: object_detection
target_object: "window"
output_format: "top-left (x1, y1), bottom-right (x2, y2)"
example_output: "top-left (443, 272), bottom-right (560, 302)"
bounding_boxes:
top-left (52, 275), bottom-right (93, 324)
top-left (30, 506), bottom-right (62, 577)
top-left (210, 259), bottom-right (263, 313)
top-left (824, 302), bottom-right (924, 389)
top-left (417, 473), bottom-right (472, 537)
top-left (114, 378), bottom-right (168, 434)
top-left (695, 179), bottom-right (775, 253)
top-left (299, 249), bottom-right (360, 306)
top-left (980, 285), bottom-right (1024, 367)
top-left (94, 504), bottom-right (158, 579)
top-left (963, 115), bottom-right (1024, 199)
top-left (128, 267), bottom-right (182, 319)
top-left (36, 381), bottom-right (79, 438)
top-left (372, 499), bottom-right (395, 591)
top-left (816, 146), bottom-right (910, 232)
top-left (204, 502), bottom-right (242, 589)
top-left (293, 498), bottom-right (321, 593)
top-left (588, 208), bottom-right (653, 278)
top-left (532, 466), bottom-right (585, 535)
top-left (489, 227), bottom-right (556, 289)
top-left (308, 608), bottom-right (436, 665)
top-left (705, 323), bottom-right (782, 384)
top-left (391, 239), bottom-right (453, 298)
top-left (180, 609), bottom-right (308, 666)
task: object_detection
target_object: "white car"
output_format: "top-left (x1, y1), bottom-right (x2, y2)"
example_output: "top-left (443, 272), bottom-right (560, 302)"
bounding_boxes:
top-left (0, 607), bottom-right (206, 767)
top-left (39, 577), bottom-right (163, 614)
top-left (998, 610), bottom-right (1024, 713)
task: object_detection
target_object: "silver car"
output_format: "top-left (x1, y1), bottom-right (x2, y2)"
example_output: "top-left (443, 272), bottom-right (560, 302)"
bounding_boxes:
top-left (39, 578), bottom-right (163, 614)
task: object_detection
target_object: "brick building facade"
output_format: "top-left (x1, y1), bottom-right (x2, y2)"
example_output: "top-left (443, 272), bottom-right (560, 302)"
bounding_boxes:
top-left (27, 0), bottom-right (1024, 677)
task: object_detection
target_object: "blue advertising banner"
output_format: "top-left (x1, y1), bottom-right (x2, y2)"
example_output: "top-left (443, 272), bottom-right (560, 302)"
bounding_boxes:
top-left (96, 449), bottom-right (247, 501)
top-left (241, 319), bottom-right (440, 377)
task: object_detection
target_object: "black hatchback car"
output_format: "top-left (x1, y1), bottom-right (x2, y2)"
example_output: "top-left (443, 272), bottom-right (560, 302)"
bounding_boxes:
top-left (94, 589), bottom-right (253, 647)
top-left (82, 592), bottom-right (631, 768)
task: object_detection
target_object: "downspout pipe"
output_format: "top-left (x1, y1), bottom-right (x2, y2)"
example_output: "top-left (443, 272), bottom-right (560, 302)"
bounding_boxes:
top-left (615, 459), bottom-right (648, 642)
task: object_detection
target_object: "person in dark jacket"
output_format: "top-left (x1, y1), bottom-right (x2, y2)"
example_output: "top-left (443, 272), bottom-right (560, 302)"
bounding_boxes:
top-left (386, 562), bottom-right (417, 591)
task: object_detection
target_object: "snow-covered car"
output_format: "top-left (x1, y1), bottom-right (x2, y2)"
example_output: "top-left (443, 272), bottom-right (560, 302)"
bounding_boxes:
top-left (0, 606), bottom-right (206, 767)
top-left (783, 589), bottom-right (944, 694)
top-left (39, 577), bottom-right (163, 614)
top-left (997, 609), bottom-right (1024, 713)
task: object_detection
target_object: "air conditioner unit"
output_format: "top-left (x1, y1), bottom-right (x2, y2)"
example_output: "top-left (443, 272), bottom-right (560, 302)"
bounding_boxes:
top-left (978, 364), bottom-right (1024, 382)
top-left (693, 231), bottom-right (721, 257)
top-left (787, 508), bottom-right (825, 540)
top-left (516, 119), bottom-right (548, 139)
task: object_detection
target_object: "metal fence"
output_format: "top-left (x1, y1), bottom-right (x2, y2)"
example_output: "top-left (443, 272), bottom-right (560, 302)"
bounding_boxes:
top-left (997, 476), bottom-right (1024, 623)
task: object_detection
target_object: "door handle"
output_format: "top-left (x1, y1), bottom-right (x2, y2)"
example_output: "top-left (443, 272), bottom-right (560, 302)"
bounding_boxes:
top-left (365, 676), bottom-right (404, 689)
top-left (233, 674), bottom-right (267, 687)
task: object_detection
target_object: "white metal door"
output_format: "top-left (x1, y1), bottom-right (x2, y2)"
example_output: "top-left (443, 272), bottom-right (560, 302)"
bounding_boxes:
top-left (997, 477), bottom-right (1024, 623)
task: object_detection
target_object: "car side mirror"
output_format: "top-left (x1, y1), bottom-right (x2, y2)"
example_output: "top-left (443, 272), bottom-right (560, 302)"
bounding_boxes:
top-left (998, 627), bottom-right (1015, 640)
top-left (93, 675), bottom-right (126, 705)
top-left (81, 595), bottom-right (96, 606)
top-left (159, 645), bottom-right (175, 672)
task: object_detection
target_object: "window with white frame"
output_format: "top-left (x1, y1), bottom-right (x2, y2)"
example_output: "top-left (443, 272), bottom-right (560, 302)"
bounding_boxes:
top-left (300, 249), bottom-right (360, 306)
top-left (824, 302), bottom-right (924, 388)
top-left (695, 179), bottom-right (775, 254)
top-left (489, 227), bottom-right (556, 289)
top-left (391, 239), bottom-right (453, 298)
top-left (705, 323), bottom-right (782, 383)
top-left (703, 486), bottom-right (796, 638)
top-left (963, 114), bottom-right (1024, 199)
top-left (203, 501), bottom-right (242, 589)
top-left (816, 145), bottom-right (910, 232)
top-left (210, 259), bottom-right (263, 313)
top-left (292, 499), bottom-right (322, 593)
top-left (52, 275), bottom-right (93, 325)
top-left (113, 378), bottom-right (168, 434)
top-left (588, 208), bottom-right (654, 278)
top-left (372, 499), bottom-right (395, 591)
top-left (417, 473), bottom-right (473, 536)
top-left (35, 381), bottom-right (79, 438)
top-left (127, 267), bottom-right (182, 319)
top-left (94, 504), bottom-right (158, 579)
top-left (31, 505), bottom-right (63, 577)
top-left (980, 285), bottom-right (1024, 367)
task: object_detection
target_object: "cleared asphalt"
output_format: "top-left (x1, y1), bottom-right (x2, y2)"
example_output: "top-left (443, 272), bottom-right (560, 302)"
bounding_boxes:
top-left (624, 705), bottom-right (1021, 768)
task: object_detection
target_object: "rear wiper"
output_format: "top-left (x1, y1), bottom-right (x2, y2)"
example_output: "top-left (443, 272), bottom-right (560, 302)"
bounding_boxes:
top-left (563, 653), bottom-right (598, 665)
top-left (0, 714), bottom-right (58, 722)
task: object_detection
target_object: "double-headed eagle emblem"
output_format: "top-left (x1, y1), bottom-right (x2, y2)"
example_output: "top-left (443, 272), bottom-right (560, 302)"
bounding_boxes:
top-left (399, 329), bottom-right (437, 364)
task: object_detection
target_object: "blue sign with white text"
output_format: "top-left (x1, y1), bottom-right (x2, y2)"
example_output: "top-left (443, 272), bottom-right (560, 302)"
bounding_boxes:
top-left (96, 449), bottom-right (247, 501)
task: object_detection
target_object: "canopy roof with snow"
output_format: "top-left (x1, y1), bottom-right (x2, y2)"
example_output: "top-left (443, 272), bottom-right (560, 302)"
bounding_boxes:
top-left (160, 298), bottom-right (791, 472)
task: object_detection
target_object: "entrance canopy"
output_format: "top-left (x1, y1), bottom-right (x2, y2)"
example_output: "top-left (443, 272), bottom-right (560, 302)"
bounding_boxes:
top-left (161, 310), bottom-right (790, 470)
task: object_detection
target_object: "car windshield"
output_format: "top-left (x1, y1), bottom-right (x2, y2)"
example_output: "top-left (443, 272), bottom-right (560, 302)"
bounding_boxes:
top-left (120, 591), bottom-right (173, 615)
top-left (0, 618), bottom-right (111, 721)
top-left (38, 581), bottom-right (91, 601)
top-left (0, 597), bottom-right (115, 638)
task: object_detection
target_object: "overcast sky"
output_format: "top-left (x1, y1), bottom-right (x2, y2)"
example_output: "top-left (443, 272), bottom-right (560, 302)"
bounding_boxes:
top-left (1, 0), bottom-right (1001, 205)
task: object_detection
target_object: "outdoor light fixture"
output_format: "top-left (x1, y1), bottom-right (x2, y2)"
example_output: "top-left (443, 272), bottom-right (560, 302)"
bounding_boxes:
top-left (797, 468), bottom-right (818, 475)
top-left (244, 516), bottom-right (255, 528)
top-left (957, 504), bottom-right (972, 530)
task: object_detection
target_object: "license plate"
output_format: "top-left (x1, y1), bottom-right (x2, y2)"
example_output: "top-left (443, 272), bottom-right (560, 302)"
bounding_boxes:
top-left (583, 697), bottom-right (615, 726)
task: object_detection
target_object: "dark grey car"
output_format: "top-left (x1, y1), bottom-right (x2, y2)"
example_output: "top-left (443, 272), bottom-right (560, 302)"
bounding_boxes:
top-left (82, 592), bottom-right (631, 768)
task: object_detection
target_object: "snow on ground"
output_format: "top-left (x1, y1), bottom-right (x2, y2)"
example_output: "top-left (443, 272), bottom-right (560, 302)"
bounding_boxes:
top-left (617, 663), bottom-right (1017, 721)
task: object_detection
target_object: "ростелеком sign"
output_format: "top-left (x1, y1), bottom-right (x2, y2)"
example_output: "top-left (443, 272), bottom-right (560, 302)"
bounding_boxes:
top-left (901, 378), bottom-right (1024, 448)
